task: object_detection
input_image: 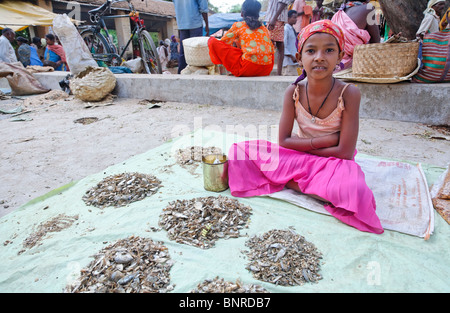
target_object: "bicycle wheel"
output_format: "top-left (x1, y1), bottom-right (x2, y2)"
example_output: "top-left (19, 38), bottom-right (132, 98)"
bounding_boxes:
top-left (139, 30), bottom-right (162, 74)
top-left (81, 30), bottom-right (121, 67)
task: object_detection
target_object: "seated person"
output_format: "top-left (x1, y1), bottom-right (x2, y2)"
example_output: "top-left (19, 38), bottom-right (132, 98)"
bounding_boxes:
top-left (44, 33), bottom-right (68, 71)
top-left (416, 0), bottom-right (446, 39)
top-left (331, 0), bottom-right (380, 69)
top-left (207, 0), bottom-right (274, 77)
top-left (16, 37), bottom-right (31, 67)
top-left (16, 37), bottom-right (43, 67)
top-left (31, 37), bottom-right (45, 62)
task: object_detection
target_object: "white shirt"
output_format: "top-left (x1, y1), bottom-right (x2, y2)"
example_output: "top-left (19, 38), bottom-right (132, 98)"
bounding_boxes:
top-left (416, 11), bottom-right (441, 36)
top-left (0, 35), bottom-right (18, 63)
top-left (283, 23), bottom-right (298, 66)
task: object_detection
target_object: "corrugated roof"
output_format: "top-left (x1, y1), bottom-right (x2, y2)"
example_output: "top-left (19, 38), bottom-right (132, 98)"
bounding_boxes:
top-left (68, 0), bottom-right (175, 17)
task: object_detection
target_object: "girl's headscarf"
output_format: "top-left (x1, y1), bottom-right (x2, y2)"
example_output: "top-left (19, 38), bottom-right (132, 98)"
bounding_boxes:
top-left (297, 19), bottom-right (345, 54)
top-left (424, 0), bottom-right (445, 15)
top-left (294, 20), bottom-right (346, 84)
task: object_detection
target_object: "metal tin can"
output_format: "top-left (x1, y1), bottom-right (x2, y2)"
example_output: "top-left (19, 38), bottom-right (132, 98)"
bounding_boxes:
top-left (202, 154), bottom-right (228, 192)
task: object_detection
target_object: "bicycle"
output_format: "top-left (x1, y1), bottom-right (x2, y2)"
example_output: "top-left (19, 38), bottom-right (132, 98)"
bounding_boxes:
top-left (79, 0), bottom-right (162, 74)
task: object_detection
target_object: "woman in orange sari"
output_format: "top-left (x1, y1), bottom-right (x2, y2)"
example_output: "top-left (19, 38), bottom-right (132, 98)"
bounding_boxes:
top-left (207, 0), bottom-right (275, 77)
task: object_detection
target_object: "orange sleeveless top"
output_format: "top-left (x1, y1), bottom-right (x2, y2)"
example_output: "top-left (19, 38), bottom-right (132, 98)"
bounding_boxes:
top-left (293, 83), bottom-right (351, 139)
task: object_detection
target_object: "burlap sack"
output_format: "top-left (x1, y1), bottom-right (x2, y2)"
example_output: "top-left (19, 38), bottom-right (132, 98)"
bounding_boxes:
top-left (0, 62), bottom-right (50, 96)
top-left (69, 66), bottom-right (116, 102)
top-left (52, 14), bottom-right (99, 76)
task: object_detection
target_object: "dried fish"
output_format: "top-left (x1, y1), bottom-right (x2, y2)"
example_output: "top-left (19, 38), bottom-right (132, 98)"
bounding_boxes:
top-left (175, 146), bottom-right (222, 166)
top-left (82, 172), bottom-right (162, 208)
top-left (64, 236), bottom-right (174, 293)
top-left (158, 195), bottom-right (252, 249)
top-left (174, 146), bottom-right (222, 175)
top-left (244, 229), bottom-right (323, 286)
top-left (190, 276), bottom-right (269, 293)
top-left (20, 214), bottom-right (78, 253)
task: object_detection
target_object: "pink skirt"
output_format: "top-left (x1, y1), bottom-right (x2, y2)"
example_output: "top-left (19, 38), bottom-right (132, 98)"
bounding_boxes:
top-left (228, 140), bottom-right (384, 234)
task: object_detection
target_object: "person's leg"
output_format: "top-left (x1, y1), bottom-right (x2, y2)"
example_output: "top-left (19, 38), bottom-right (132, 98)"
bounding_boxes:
top-left (208, 37), bottom-right (244, 76)
top-left (268, 21), bottom-right (286, 76)
top-left (286, 180), bottom-right (329, 203)
top-left (276, 41), bottom-right (284, 76)
top-left (177, 27), bottom-right (204, 74)
top-left (177, 29), bottom-right (189, 74)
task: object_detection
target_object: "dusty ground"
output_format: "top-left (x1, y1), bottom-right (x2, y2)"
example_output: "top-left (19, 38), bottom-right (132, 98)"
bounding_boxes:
top-left (0, 90), bottom-right (449, 218)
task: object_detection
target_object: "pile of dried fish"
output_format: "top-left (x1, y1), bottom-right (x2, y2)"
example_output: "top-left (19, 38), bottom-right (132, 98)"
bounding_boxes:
top-left (82, 172), bottom-right (162, 208)
top-left (244, 229), bottom-right (323, 286)
top-left (190, 276), bottom-right (269, 293)
top-left (65, 236), bottom-right (174, 293)
top-left (159, 195), bottom-right (252, 249)
top-left (174, 146), bottom-right (222, 166)
top-left (20, 214), bottom-right (78, 253)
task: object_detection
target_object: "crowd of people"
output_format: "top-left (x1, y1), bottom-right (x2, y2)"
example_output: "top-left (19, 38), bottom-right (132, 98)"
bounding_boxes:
top-left (175, 0), bottom-right (449, 78)
top-left (0, 28), bottom-right (69, 71)
top-left (174, 0), bottom-right (381, 76)
top-left (1, 0), bottom-right (449, 78)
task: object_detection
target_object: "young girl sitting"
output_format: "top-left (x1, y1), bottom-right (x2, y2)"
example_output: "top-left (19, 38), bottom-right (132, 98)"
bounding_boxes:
top-left (228, 20), bottom-right (384, 234)
top-left (207, 0), bottom-right (275, 77)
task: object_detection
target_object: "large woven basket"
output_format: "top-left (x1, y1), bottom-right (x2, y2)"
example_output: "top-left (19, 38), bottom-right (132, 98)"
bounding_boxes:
top-left (352, 42), bottom-right (419, 78)
top-left (183, 36), bottom-right (214, 67)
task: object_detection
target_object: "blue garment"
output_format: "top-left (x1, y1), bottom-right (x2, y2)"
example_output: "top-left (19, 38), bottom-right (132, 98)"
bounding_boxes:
top-left (44, 47), bottom-right (66, 71)
top-left (109, 66), bottom-right (132, 74)
top-left (173, 0), bottom-right (208, 30)
top-left (18, 44), bottom-right (31, 67)
top-left (30, 46), bottom-right (43, 66)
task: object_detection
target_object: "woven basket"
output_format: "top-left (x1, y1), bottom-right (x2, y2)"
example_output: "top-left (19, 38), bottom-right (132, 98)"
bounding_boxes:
top-left (183, 36), bottom-right (214, 67)
top-left (352, 42), bottom-right (419, 78)
top-left (70, 66), bottom-right (116, 102)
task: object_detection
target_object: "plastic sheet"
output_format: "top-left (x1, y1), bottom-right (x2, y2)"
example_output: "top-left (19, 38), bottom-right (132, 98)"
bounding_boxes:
top-left (0, 130), bottom-right (448, 293)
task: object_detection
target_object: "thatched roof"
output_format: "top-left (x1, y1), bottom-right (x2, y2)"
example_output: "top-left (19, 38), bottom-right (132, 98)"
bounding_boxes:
top-left (69, 0), bottom-right (175, 17)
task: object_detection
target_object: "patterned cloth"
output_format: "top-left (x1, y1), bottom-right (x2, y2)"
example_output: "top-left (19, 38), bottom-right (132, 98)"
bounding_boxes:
top-left (18, 44), bottom-right (31, 67)
top-left (413, 28), bottom-right (450, 83)
top-left (269, 21), bottom-right (286, 42)
top-left (297, 19), bottom-right (345, 53)
top-left (220, 21), bottom-right (275, 65)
